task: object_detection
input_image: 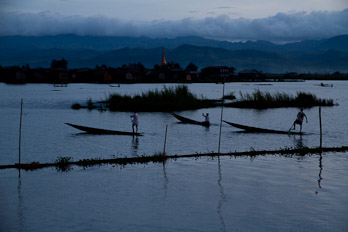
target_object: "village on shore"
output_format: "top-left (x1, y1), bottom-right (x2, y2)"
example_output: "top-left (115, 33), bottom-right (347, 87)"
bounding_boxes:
top-left (1, 50), bottom-right (347, 84)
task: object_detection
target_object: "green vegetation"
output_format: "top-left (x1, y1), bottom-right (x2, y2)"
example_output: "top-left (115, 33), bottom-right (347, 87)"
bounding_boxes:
top-left (55, 156), bottom-right (73, 172)
top-left (106, 85), bottom-right (216, 112)
top-left (223, 92), bottom-right (236, 100)
top-left (71, 103), bottom-right (81, 110)
top-left (226, 90), bottom-right (335, 109)
top-left (87, 98), bottom-right (93, 110)
top-left (71, 87), bottom-right (335, 111)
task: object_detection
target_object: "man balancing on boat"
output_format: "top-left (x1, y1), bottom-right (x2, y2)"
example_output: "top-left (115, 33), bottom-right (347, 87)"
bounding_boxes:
top-left (291, 108), bottom-right (308, 133)
top-left (130, 112), bottom-right (139, 134)
top-left (202, 113), bottom-right (210, 124)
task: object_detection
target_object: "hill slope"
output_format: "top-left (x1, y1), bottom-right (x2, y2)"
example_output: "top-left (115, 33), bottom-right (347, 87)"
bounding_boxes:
top-left (1, 35), bottom-right (347, 72)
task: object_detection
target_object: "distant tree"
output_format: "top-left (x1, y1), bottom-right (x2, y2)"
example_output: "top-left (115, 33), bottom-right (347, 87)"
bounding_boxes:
top-left (51, 58), bottom-right (68, 69)
top-left (121, 63), bottom-right (145, 70)
top-left (167, 61), bottom-right (182, 69)
top-left (21, 64), bottom-right (30, 69)
top-left (153, 64), bottom-right (160, 70)
top-left (185, 62), bottom-right (198, 72)
top-left (136, 62), bottom-right (145, 70)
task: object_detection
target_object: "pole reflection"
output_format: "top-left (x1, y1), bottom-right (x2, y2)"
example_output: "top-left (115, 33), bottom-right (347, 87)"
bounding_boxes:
top-left (162, 162), bottom-right (168, 199)
top-left (217, 157), bottom-right (226, 232)
top-left (17, 176), bottom-right (25, 232)
top-left (317, 153), bottom-right (323, 194)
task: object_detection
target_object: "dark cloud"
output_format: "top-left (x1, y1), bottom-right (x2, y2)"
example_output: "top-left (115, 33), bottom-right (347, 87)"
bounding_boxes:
top-left (1, 9), bottom-right (347, 42)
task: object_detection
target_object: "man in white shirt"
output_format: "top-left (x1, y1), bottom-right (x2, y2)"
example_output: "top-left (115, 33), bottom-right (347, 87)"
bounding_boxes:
top-left (202, 113), bottom-right (210, 123)
top-left (292, 108), bottom-right (308, 133)
top-left (130, 112), bottom-right (139, 133)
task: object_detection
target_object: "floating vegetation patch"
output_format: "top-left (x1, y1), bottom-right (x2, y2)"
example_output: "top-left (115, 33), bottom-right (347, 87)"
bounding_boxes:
top-left (71, 103), bottom-right (81, 110)
top-left (55, 156), bottom-right (73, 172)
top-left (226, 90), bottom-right (335, 109)
top-left (71, 85), bottom-right (217, 112)
top-left (1, 146), bottom-right (347, 171)
top-left (106, 85), bottom-right (217, 112)
top-left (72, 88), bottom-right (334, 111)
top-left (222, 92), bottom-right (236, 100)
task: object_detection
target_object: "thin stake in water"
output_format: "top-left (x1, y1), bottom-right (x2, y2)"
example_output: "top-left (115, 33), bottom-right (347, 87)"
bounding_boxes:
top-left (163, 125), bottom-right (168, 156)
top-left (18, 98), bottom-right (23, 175)
top-left (218, 81), bottom-right (225, 154)
top-left (319, 107), bottom-right (322, 148)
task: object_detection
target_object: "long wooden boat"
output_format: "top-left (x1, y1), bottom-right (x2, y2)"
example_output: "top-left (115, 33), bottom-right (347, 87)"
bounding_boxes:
top-left (65, 123), bottom-right (143, 136)
top-left (172, 113), bottom-right (210, 127)
top-left (223, 120), bottom-right (304, 135)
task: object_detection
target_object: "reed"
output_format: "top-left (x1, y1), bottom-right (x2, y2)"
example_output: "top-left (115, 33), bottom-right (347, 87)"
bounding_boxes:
top-left (222, 92), bottom-right (236, 100)
top-left (2, 146), bottom-right (347, 171)
top-left (107, 85), bottom-right (216, 112)
top-left (227, 90), bottom-right (334, 109)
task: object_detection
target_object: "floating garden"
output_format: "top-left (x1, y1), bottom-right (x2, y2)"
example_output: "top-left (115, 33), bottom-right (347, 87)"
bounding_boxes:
top-left (72, 86), bottom-right (335, 111)
top-left (225, 89), bottom-right (335, 109)
top-left (2, 146), bottom-right (347, 171)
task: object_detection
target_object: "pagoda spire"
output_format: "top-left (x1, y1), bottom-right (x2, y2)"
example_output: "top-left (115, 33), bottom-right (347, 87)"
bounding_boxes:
top-left (160, 48), bottom-right (167, 66)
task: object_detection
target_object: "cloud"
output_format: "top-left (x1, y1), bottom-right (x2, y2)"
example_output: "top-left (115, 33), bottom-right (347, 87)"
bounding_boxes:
top-left (1, 9), bottom-right (347, 42)
top-left (216, 6), bottom-right (235, 9)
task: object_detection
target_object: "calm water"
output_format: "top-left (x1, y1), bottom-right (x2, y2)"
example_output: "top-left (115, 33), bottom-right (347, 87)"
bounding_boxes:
top-left (0, 81), bottom-right (347, 164)
top-left (1, 81), bottom-right (348, 231)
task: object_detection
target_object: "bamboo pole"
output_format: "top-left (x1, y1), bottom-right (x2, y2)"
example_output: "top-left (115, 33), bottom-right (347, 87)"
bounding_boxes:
top-left (163, 125), bottom-right (168, 156)
top-left (218, 81), bottom-right (225, 154)
top-left (18, 98), bottom-right (23, 176)
top-left (319, 107), bottom-right (322, 148)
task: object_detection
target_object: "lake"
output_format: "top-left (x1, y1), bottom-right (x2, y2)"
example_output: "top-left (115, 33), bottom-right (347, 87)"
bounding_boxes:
top-left (1, 81), bottom-right (347, 231)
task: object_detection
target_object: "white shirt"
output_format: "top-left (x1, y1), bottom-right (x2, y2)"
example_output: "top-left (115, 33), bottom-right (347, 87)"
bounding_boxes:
top-left (131, 113), bottom-right (138, 124)
top-left (203, 114), bottom-right (210, 123)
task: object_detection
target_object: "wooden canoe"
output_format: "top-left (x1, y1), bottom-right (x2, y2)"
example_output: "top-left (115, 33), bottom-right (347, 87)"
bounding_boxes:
top-left (223, 120), bottom-right (304, 135)
top-left (172, 113), bottom-right (210, 127)
top-left (65, 123), bottom-right (143, 136)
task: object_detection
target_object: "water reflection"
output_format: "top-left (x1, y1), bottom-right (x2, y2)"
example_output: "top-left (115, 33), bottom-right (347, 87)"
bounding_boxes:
top-left (292, 134), bottom-right (304, 148)
top-left (217, 157), bottom-right (226, 232)
top-left (17, 176), bottom-right (25, 232)
top-left (131, 137), bottom-right (139, 156)
top-left (162, 163), bottom-right (168, 199)
top-left (317, 153), bottom-right (323, 193)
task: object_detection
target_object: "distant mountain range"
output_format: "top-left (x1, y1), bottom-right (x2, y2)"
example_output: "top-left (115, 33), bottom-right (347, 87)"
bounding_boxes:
top-left (0, 34), bottom-right (347, 73)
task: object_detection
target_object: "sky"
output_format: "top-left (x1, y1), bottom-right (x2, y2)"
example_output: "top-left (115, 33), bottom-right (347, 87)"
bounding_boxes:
top-left (0, 0), bottom-right (348, 42)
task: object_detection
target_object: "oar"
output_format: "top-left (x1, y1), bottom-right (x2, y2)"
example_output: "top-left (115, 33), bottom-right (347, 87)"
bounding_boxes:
top-left (288, 123), bottom-right (294, 134)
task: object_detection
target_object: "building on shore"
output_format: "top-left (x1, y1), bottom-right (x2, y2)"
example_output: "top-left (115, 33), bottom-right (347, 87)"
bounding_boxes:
top-left (200, 66), bottom-right (235, 81)
top-left (238, 69), bottom-right (263, 81)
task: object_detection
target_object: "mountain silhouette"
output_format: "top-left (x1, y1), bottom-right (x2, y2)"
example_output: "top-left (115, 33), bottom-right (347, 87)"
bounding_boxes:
top-left (0, 34), bottom-right (347, 72)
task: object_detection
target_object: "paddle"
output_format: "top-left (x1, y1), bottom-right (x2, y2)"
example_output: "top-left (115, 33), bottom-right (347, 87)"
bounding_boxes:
top-left (288, 123), bottom-right (294, 134)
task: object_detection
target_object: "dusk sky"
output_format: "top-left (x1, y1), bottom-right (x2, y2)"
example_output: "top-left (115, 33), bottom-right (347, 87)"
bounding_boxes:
top-left (1, 0), bottom-right (348, 42)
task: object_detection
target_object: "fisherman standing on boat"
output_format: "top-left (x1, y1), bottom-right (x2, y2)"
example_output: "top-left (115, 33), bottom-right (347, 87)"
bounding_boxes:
top-left (202, 113), bottom-right (210, 123)
top-left (130, 112), bottom-right (139, 133)
top-left (292, 108), bottom-right (308, 133)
